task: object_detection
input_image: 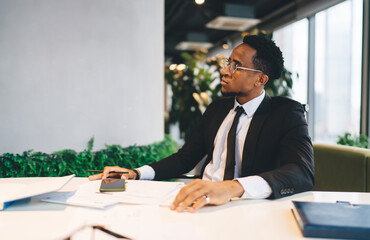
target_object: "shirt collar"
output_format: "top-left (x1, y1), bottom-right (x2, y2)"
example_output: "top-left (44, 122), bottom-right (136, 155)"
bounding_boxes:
top-left (234, 90), bottom-right (265, 117)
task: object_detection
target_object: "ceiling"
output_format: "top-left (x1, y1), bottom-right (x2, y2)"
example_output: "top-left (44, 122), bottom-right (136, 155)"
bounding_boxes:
top-left (165, 0), bottom-right (296, 63)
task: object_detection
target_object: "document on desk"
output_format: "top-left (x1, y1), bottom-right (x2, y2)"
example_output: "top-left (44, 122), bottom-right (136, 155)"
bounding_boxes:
top-left (0, 174), bottom-right (75, 210)
top-left (108, 180), bottom-right (184, 205)
top-left (42, 191), bottom-right (118, 209)
top-left (42, 180), bottom-right (184, 208)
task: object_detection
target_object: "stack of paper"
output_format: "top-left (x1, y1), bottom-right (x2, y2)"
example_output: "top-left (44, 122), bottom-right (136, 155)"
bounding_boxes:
top-left (107, 180), bottom-right (184, 205)
top-left (42, 191), bottom-right (118, 209)
top-left (42, 180), bottom-right (184, 209)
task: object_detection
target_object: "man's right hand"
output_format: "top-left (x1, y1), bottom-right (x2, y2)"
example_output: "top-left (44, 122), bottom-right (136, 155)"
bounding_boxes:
top-left (88, 166), bottom-right (139, 181)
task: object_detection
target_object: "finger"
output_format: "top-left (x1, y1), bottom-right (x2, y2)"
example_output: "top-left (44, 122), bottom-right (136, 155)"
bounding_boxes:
top-left (170, 180), bottom-right (203, 210)
top-left (88, 173), bottom-right (103, 181)
top-left (103, 178), bottom-right (121, 184)
top-left (171, 179), bottom-right (208, 209)
top-left (120, 173), bottom-right (130, 180)
top-left (175, 188), bottom-right (208, 212)
top-left (102, 167), bottom-right (112, 179)
top-left (189, 195), bottom-right (209, 213)
top-left (121, 169), bottom-right (137, 180)
top-left (102, 166), bottom-right (122, 179)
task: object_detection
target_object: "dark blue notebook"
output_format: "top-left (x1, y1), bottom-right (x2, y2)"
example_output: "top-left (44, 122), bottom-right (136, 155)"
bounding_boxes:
top-left (292, 201), bottom-right (370, 239)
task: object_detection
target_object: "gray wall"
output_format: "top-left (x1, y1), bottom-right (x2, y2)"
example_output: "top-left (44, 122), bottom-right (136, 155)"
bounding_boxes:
top-left (0, 0), bottom-right (164, 154)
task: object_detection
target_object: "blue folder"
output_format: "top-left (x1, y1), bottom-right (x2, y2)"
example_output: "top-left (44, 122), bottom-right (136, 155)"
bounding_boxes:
top-left (292, 201), bottom-right (370, 239)
top-left (0, 174), bottom-right (75, 210)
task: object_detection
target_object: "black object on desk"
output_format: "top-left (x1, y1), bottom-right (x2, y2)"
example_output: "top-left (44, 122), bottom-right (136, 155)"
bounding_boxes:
top-left (99, 179), bottom-right (126, 192)
top-left (292, 201), bottom-right (370, 239)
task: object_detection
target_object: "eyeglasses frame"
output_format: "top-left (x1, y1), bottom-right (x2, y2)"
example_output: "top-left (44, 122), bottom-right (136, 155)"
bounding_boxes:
top-left (222, 58), bottom-right (263, 74)
top-left (62, 224), bottom-right (131, 240)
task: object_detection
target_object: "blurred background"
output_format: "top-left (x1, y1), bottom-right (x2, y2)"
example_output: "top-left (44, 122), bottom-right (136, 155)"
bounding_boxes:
top-left (0, 0), bottom-right (369, 156)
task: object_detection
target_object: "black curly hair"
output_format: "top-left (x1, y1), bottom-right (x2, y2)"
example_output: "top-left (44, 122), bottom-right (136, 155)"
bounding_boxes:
top-left (242, 35), bottom-right (284, 81)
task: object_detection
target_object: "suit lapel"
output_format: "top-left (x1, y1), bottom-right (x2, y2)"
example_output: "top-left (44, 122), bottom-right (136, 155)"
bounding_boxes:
top-left (208, 99), bottom-right (234, 143)
top-left (201, 98), bottom-right (234, 176)
top-left (242, 94), bottom-right (271, 176)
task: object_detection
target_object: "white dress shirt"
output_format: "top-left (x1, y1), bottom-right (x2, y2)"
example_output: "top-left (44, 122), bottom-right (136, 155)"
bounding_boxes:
top-left (138, 90), bottom-right (272, 199)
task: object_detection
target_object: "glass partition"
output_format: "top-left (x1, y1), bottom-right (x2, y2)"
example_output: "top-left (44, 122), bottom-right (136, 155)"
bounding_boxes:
top-left (274, 19), bottom-right (309, 105)
top-left (314, 0), bottom-right (363, 142)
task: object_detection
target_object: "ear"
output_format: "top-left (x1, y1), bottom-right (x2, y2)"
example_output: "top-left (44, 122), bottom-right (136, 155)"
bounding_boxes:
top-left (255, 74), bottom-right (269, 87)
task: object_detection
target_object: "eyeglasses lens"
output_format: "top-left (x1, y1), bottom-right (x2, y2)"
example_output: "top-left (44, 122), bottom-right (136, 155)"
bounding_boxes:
top-left (222, 59), bottom-right (236, 73)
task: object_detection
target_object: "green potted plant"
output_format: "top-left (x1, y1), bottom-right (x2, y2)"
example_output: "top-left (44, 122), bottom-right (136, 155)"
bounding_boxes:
top-left (165, 50), bottom-right (223, 140)
top-left (165, 30), bottom-right (295, 140)
top-left (337, 132), bottom-right (369, 149)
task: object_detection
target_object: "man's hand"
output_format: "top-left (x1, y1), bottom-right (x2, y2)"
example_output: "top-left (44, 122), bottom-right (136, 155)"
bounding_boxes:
top-left (88, 166), bottom-right (139, 181)
top-left (170, 179), bottom-right (244, 213)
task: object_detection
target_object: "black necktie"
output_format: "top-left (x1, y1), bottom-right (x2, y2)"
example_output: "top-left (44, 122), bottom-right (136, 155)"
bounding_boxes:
top-left (224, 106), bottom-right (245, 180)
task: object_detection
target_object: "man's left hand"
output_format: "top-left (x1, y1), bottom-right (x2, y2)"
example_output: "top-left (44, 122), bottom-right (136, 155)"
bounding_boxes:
top-left (170, 179), bottom-right (244, 213)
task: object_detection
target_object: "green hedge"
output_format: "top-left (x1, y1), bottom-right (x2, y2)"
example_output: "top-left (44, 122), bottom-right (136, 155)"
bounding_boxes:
top-left (0, 135), bottom-right (178, 178)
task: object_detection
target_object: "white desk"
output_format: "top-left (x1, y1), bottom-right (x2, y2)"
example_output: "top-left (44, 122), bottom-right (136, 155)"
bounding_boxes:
top-left (1, 177), bottom-right (370, 240)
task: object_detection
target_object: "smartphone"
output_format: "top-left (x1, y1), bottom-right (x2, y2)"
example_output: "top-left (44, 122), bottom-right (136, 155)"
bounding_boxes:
top-left (99, 178), bottom-right (126, 192)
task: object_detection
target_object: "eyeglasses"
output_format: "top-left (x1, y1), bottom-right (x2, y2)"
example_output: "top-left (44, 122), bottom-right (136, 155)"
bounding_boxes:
top-left (221, 58), bottom-right (263, 74)
top-left (62, 224), bottom-right (132, 240)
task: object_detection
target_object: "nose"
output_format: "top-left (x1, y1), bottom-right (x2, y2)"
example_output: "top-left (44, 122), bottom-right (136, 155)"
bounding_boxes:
top-left (221, 65), bottom-right (231, 77)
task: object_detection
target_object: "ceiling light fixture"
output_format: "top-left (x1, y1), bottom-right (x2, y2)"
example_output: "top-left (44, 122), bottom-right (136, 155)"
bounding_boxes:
top-left (206, 16), bottom-right (260, 31)
top-left (221, 40), bottom-right (232, 50)
top-left (176, 64), bottom-right (186, 71)
top-left (194, 0), bottom-right (205, 5)
top-left (169, 64), bottom-right (177, 71)
top-left (175, 41), bottom-right (213, 51)
top-left (206, 3), bottom-right (260, 31)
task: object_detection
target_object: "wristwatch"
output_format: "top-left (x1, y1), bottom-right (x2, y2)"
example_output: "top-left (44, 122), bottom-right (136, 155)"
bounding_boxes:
top-left (132, 169), bottom-right (140, 180)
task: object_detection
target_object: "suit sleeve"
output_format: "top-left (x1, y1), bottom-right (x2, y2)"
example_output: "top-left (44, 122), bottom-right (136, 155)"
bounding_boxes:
top-left (258, 102), bottom-right (314, 199)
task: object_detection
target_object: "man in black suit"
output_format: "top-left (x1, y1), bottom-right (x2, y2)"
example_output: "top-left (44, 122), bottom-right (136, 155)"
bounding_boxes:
top-left (90, 35), bottom-right (314, 213)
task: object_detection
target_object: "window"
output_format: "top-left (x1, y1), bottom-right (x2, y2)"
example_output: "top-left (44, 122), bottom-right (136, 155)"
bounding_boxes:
top-left (274, 19), bottom-right (309, 104)
top-left (273, 0), bottom-right (363, 144)
top-left (314, 0), bottom-right (363, 142)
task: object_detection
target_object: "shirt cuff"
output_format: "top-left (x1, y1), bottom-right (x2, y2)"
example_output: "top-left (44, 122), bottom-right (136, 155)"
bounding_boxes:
top-left (236, 175), bottom-right (272, 199)
top-left (136, 165), bottom-right (155, 180)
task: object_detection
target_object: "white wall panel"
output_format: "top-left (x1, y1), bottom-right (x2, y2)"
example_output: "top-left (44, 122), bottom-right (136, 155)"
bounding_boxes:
top-left (0, 0), bottom-right (164, 153)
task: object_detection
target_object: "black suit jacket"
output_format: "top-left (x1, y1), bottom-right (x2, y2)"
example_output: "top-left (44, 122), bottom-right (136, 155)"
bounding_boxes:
top-left (150, 95), bottom-right (314, 199)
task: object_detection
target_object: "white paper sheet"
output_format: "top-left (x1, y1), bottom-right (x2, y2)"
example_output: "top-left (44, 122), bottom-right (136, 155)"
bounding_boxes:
top-left (107, 180), bottom-right (184, 205)
top-left (42, 191), bottom-right (118, 209)
top-left (42, 180), bottom-right (184, 208)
